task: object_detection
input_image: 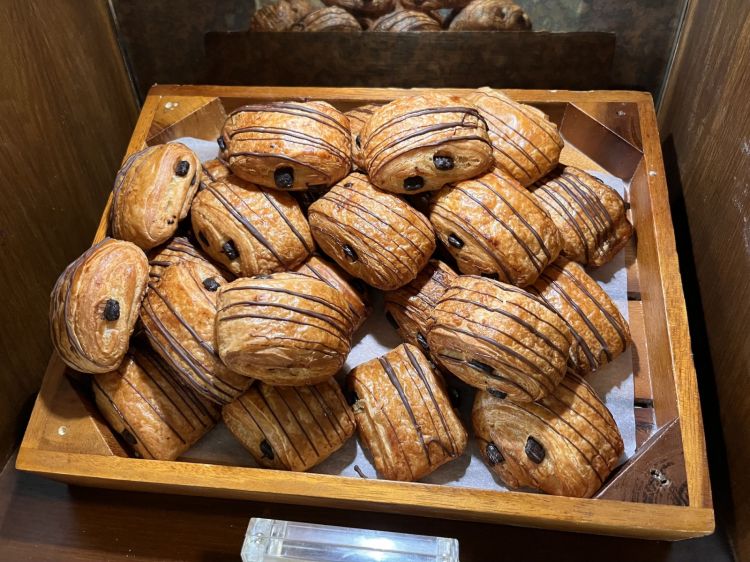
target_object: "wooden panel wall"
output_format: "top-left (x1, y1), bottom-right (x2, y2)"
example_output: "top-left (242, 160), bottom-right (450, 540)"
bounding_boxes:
top-left (0, 0), bottom-right (138, 465)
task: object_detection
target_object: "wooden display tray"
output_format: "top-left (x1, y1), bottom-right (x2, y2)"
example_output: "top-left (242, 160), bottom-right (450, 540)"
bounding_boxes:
top-left (16, 86), bottom-right (713, 540)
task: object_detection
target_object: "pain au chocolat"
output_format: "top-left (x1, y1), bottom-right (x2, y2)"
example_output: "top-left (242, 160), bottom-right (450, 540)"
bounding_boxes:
top-left (449, 0), bottom-right (531, 31)
top-left (466, 88), bottom-right (563, 186)
top-left (308, 173), bottom-right (436, 290)
top-left (109, 143), bottom-right (201, 250)
top-left (429, 169), bottom-right (561, 287)
top-left (140, 261), bottom-right (251, 404)
top-left (347, 344), bottom-right (467, 481)
top-left (147, 236), bottom-right (226, 284)
top-left (473, 372), bottom-right (623, 497)
top-left (216, 272), bottom-right (354, 385)
top-left (360, 93), bottom-right (493, 194)
top-left (50, 238), bottom-right (149, 374)
top-left (529, 166), bottom-right (633, 267)
top-left (191, 176), bottom-right (313, 277)
top-left (292, 6), bottom-right (363, 30)
top-left (222, 379), bottom-right (355, 471)
top-left (93, 346), bottom-right (219, 460)
top-left (200, 158), bottom-right (231, 190)
top-left (322, 0), bottom-right (394, 17)
top-left (249, 0), bottom-right (319, 31)
top-left (370, 10), bottom-right (442, 31)
top-left (400, 0), bottom-right (470, 12)
top-left (427, 275), bottom-right (573, 402)
top-left (345, 104), bottom-right (379, 171)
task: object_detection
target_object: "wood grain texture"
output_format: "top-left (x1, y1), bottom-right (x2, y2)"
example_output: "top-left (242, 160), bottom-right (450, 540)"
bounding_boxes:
top-left (0, 0), bottom-right (138, 466)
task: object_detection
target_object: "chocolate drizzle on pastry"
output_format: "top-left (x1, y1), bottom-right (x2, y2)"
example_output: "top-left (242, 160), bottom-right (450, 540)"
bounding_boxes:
top-left (370, 9), bottom-right (441, 31)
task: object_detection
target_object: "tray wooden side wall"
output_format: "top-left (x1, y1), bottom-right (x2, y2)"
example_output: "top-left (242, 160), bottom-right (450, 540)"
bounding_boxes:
top-left (16, 86), bottom-right (713, 540)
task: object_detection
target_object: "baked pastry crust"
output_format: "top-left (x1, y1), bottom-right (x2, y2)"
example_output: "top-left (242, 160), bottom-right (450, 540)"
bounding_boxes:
top-left (147, 236), bottom-right (228, 283)
top-left (360, 94), bottom-right (493, 194)
top-left (109, 143), bottom-right (201, 250)
top-left (400, 0), bottom-right (471, 12)
top-left (191, 176), bottom-right (313, 277)
top-left (449, 0), bottom-right (531, 30)
top-left (370, 10), bottom-right (442, 31)
top-left (93, 346), bottom-right (219, 460)
top-left (216, 272), bottom-right (354, 385)
top-left (530, 258), bottom-right (631, 374)
top-left (291, 7), bottom-right (363, 31)
top-left (140, 261), bottom-right (251, 404)
top-left (308, 173), bottom-right (436, 290)
top-left (249, 0), bottom-right (319, 31)
top-left (50, 238), bottom-right (149, 374)
top-left (323, 0), bottom-right (394, 16)
top-left (345, 104), bottom-right (380, 171)
top-left (347, 343), bottom-right (468, 481)
top-left (429, 169), bottom-right (561, 286)
top-left (220, 100), bottom-right (351, 190)
top-left (223, 378), bottom-right (355, 471)
top-left (466, 88), bottom-right (563, 186)
top-left (529, 166), bottom-right (633, 267)
top-left (472, 371), bottom-right (623, 497)
top-left (200, 158), bottom-right (232, 191)
top-left (427, 275), bottom-right (573, 401)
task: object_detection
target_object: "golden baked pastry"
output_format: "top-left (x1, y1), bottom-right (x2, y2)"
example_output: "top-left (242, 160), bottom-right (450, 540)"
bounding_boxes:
top-left (216, 272), bottom-right (354, 385)
top-left (472, 371), bottom-right (623, 497)
top-left (93, 346), bottom-right (219, 460)
top-left (370, 10), bottom-right (442, 31)
top-left (191, 176), bottom-right (314, 277)
top-left (308, 173), bottom-right (436, 290)
top-left (345, 104), bottom-right (379, 171)
top-left (249, 0), bottom-right (319, 31)
top-left (466, 88), bottom-right (563, 186)
top-left (347, 344), bottom-right (468, 481)
top-left (530, 258), bottom-right (631, 374)
top-left (140, 261), bottom-right (252, 404)
top-left (200, 158), bottom-right (231, 190)
top-left (427, 275), bottom-right (572, 401)
top-left (295, 255), bottom-right (371, 331)
top-left (529, 166), bottom-right (633, 267)
top-left (147, 236), bottom-right (222, 283)
top-left (360, 94), bottom-right (493, 194)
top-left (109, 143), bottom-right (201, 250)
top-left (220, 100), bottom-right (351, 190)
top-left (223, 378), bottom-right (355, 471)
top-left (50, 238), bottom-right (149, 374)
top-left (449, 0), bottom-right (531, 30)
top-left (429, 169), bottom-right (561, 286)
top-left (291, 7), bottom-right (363, 31)
top-left (400, 0), bottom-right (470, 12)
top-left (322, 0), bottom-right (394, 16)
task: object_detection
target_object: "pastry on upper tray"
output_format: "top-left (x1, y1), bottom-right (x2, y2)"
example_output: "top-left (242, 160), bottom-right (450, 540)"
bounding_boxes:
top-left (308, 173), bottom-right (436, 290)
top-left (370, 10), bottom-right (442, 31)
top-left (50, 238), bottom-right (149, 374)
top-left (429, 168), bottom-right (561, 287)
top-left (348, 344), bottom-right (467, 481)
top-left (249, 0), bottom-right (320, 31)
top-left (223, 378), bottom-right (355, 471)
top-left (322, 0), bottom-right (394, 17)
top-left (473, 371), bottom-right (623, 497)
top-left (219, 100), bottom-right (352, 190)
top-left (109, 143), bottom-right (201, 250)
top-left (427, 275), bottom-right (573, 402)
top-left (529, 258), bottom-right (631, 375)
top-left (359, 93), bottom-right (493, 194)
top-left (345, 104), bottom-right (380, 171)
top-left (399, 0), bottom-right (470, 12)
top-left (93, 346), bottom-right (219, 460)
top-left (199, 158), bottom-right (232, 190)
top-left (291, 6), bottom-right (363, 31)
top-left (147, 236), bottom-right (230, 283)
top-left (191, 176), bottom-right (314, 277)
top-left (449, 0), bottom-right (531, 31)
top-left (215, 272), bottom-right (354, 385)
top-left (466, 88), bottom-right (563, 186)
top-left (529, 166), bottom-right (633, 267)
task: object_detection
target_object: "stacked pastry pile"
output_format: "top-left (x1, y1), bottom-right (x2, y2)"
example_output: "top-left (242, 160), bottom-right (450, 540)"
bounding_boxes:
top-left (49, 88), bottom-right (633, 498)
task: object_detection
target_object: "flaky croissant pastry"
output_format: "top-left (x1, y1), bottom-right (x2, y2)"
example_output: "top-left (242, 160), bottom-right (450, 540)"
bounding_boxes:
top-left (370, 10), bottom-right (442, 31)
top-left (449, 0), bottom-right (531, 31)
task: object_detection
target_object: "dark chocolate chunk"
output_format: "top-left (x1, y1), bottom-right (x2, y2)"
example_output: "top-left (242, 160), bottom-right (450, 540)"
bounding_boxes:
top-left (403, 175), bottom-right (425, 191)
top-left (260, 439), bottom-right (274, 460)
top-left (198, 231), bottom-right (209, 245)
top-left (121, 428), bottom-right (137, 446)
top-left (103, 299), bottom-right (120, 321)
top-left (433, 154), bottom-right (454, 171)
top-left (468, 359), bottom-right (494, 375)
top-left (486, 442), bottom-right (504, 466)
top-left (274, 166), bottom-right (294, 189)
top-left (203, 277), bottom-right (220, 292)
top-left (217, 136), bottom-right (226, 151)
top-left (385, 310), bottom-right (399, 330)
top-left (222, 240), bottom-right (239, 260)
top-left (448, 386), bottom-right (461, 408)
top-left (342, 244), bottom-right (358, 262)
top-left (355, 134), bottom-right (361, 148)
top-left (447, 233), bottom-right (464, 249)
top-left (488, 388), bottom-right (507, 399)
top-left (416, 332), bottom-right (430, 353)
top-left (175, 160), bottom-right (190, 177)
top-left (525, 436), bottom-right (546, 464)
top-left (345, 388), bottom-right (359, 406)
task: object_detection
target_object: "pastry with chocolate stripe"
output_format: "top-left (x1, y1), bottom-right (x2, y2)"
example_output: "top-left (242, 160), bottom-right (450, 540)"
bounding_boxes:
top-left (449, 0), bottom-right (531, 31)
top-left (347, 344), bottom-right (467, 481)
top-left (360, 93), bottom-right (493, 194)
top-left (308, 173), bottom-right (436, 290)
top-left (147, 236), bottom-right (230, 283)
top-left (473, 371), bottom-right (623, 497)
top-left (50, 238), bottom-right (149, 374)
top-left (322, 0), bottom-right (394, 17)
top-left (93, 346), bottom-right (219, 460)
top-left (429, 169), bottom-right (561, 287)
top-left (223, 378), bottom-right (355, 471)
top-left (400, 0), bottom-right (471, 12)
top-left (529, 166), bottom-right (633, 267)
top-left (249, 0), bottom-right (320, 31)
top-left (370, 10), bottom-right (442, 31)
top-left (345, 104), bottom-right (379, 172)
top-left (199, 158), bottom-right (231, 190)
top-left (427, 275), bottom-right (573, 402)
top-left (291, 6), bottom-right (363, 30)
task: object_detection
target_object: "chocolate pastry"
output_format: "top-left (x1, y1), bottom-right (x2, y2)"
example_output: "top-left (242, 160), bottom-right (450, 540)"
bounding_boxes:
top-left (370, 10), bottom-right (442, 31)
top-left (147, 236), bottom-right (226, 283)
top-left (291, 7), bottom-right (363, 31)
top-left (360, 93), bottom-right (493, 194)
top-left (466, 88), bottom-right (563, 186)
top-left (140, 261), bottom-right (252, 404)
top-left (345, 104), bottom-right (379, 171)
top-left (308, 173), bottom-right (436, 290)
top-left (191, 176), bottom-right (314, 277)
top-left (249, 0), bottom-right (319, 31)
top-left (473, 371), bottom-right (623, 497)
top-left (530, 258), bottom-right (630, 374)
top-left (220, 100), bottom-right (351, 191)
top-left (449, 0), bottom-right (531, 30)
top-left (109, 143), bottom-right (201, 250)
top-left (50, 238), bottom-right (149, 374)
top-left (427, 275), bottom-right (573, 402)
top-left (216, 272), bottom-right (354, 385)
top-left (322, 0), bottom-right (394, 17)
top-left (429, 169), bottom-right (561, 286)
top-left (223, 378), bottom-right (355, 471)
top-left (347, 344), bottom-right (468, 481)
top-left (200, 158), bottom-right (231, 190)
top-left (529, 166), bottom-right (633, 267)
top-left (93, 346), bottom-right (219, 460)
top-left (400, 0), bottom-right (471, 12)
top-left (295, 255), bottom-right (371, 331)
